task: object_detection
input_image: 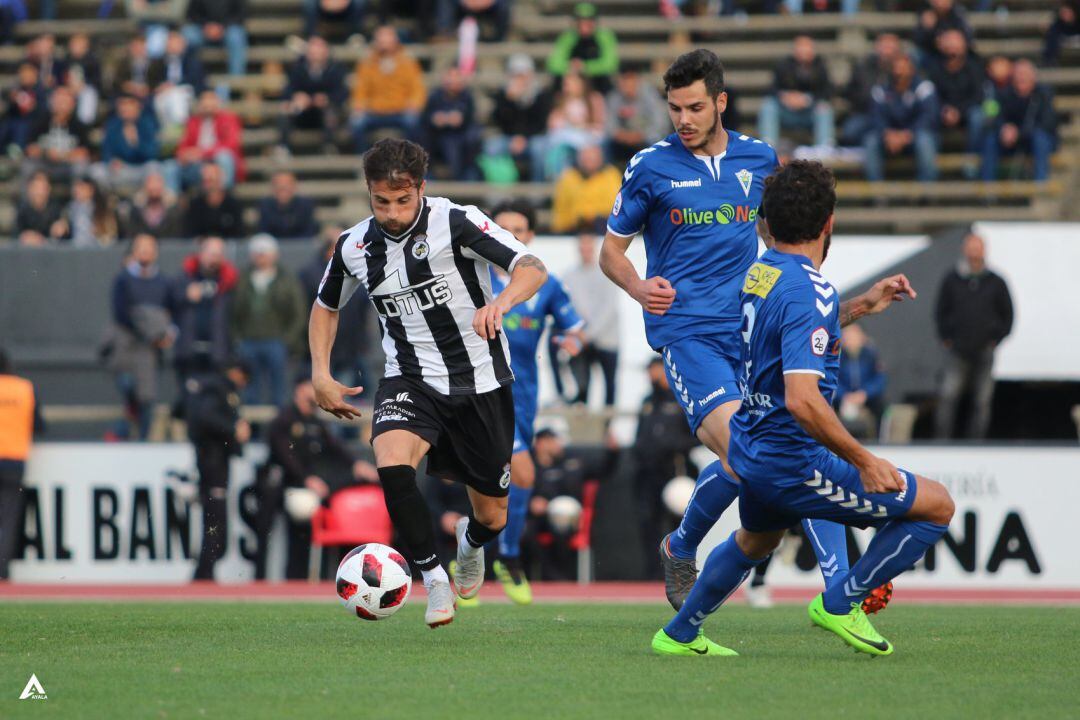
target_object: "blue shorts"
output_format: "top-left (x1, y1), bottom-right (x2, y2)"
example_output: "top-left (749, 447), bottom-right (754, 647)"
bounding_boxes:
top-left (662, 334), bottom-right (742, 434)
top-left (737, 448), bottom-right (918, 532)
top-left (512, 398), bottom-right (534, 455)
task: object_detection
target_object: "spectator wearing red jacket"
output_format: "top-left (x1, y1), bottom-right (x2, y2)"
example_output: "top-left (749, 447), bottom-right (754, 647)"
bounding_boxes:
top-left (174, 89), bottom-right (244, 190)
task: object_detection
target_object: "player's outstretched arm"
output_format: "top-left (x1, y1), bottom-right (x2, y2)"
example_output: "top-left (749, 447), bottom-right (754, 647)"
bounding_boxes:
top-left (309, 302), bottom-right (363, 420)
top-left (473, 255), bottom-right (548, 340)
top-left (784, 372), bottom-right (905, 494)
top-left (599, 230), bottom-right (676, 315)
top-left (839, 274), bottom-right (917, 328)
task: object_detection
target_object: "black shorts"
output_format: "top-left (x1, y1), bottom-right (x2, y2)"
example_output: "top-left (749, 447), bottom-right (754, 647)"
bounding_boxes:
top-left (370, 376), bottom-right (514, 498)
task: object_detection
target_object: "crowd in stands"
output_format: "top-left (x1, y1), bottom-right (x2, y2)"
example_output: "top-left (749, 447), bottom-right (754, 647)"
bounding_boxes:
top-left (103, 230), bottom-right (377, 441)
top-left (759, 2), bottom-right (1063, 183)
top-left (0, 0), bottom-right (1072, 251)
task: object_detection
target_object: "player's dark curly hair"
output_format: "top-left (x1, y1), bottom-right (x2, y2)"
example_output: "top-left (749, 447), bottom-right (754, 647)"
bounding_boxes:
top-left (761, 160), bottom-right (836, 245)
top-left (490, 200), bottom-right (536, 232)
top-left (663, 49), bottom-right (725, 99)
top-left (362, 138), bottom-right (429, 189)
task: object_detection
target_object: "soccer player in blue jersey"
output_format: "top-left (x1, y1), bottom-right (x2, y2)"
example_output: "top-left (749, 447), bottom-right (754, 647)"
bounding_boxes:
top-left (652, 161), bottom-right (955, 657)
top-left (601, 49), bottom-right (910, 609)
top-left (488, 201), bottom-right (584, 604)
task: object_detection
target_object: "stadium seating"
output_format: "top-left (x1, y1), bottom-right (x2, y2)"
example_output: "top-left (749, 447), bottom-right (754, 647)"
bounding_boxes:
top-left (309, 485), bottom-right (394, 582)
top-left (0, 0), bottom-right (1077, 237)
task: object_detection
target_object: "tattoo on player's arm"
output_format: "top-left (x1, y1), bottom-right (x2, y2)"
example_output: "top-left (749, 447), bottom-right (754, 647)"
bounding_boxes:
top-left (516, 255), bottom-right (547, 273)
top-left (838, 300), bottom-right (865, 328)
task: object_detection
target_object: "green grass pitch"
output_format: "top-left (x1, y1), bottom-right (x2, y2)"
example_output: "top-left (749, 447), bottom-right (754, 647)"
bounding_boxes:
top-left (2, 602), bottom-right (1078, 719)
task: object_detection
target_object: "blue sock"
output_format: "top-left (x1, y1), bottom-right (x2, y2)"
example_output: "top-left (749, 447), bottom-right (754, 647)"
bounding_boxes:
top-left (497, 484), bottom-right (532, 559)
top-left (822, 520), bottom-right (948, 614)
top-left (801, 519), bottom-right (849, 591)
top-left (664, 531), bottom-right (764, 643)
top-left (667, 461), bottom-right (740, 560)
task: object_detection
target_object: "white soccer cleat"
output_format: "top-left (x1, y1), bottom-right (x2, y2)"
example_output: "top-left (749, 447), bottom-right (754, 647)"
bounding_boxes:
top-left (453, 516), bottom-right (485, 599)
top-left (745, 584), bottom-right (774, 609)
top-left (424, 579), bottom-right (456, 628)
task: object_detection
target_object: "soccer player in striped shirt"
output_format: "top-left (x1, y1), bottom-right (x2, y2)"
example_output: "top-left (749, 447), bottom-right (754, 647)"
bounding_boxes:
top-left (310, 139), bottom-right (548, 628)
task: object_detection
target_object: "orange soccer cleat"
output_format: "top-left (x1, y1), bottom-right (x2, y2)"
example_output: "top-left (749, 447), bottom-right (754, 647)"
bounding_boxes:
top-left (861, 581), bottom-right (894, 615)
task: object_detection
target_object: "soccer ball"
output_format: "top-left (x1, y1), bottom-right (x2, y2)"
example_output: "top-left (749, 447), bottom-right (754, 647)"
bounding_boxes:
top-left (335, 543), bottom-right (412, 621)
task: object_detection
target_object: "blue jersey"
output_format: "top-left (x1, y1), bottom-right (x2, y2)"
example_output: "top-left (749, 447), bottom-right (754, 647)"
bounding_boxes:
top-left (728, 248), bottom-right (842, 485)
top-left (606, 130), bottom-right (779, 350)
top-left (491, 270), bottom-right (583, 420)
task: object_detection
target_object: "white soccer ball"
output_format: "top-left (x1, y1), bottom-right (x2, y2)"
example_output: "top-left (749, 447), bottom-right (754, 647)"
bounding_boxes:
top-left (547, 495), bottom-right (583, 533)
top-left (662, 476), bottom-right (696, 516)
top-left (335, 543), bottom-right (412, 621)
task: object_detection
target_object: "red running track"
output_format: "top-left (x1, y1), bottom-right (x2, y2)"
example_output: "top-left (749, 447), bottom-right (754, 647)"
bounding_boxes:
top-left (2, 582), bottom-right (1079, 605)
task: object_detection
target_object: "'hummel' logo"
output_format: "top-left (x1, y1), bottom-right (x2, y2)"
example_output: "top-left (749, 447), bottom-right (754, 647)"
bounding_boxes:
top-left (670, 178), bottom-right (702, 188)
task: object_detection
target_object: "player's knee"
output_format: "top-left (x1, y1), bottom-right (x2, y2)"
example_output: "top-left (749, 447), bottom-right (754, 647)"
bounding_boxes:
top-left (913, 477), bottom-right (955, 526)
top-left (735, 528), bottom-right (783, 561)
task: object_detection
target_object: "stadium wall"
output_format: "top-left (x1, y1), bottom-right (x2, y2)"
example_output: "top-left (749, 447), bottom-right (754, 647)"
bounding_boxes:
top-left (6, 224), bottom-right (1075, 420)
top-left (11, 443), bottom-right (1080, 589)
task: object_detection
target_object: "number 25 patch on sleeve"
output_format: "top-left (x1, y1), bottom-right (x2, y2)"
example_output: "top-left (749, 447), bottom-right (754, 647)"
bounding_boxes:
top-left (811, 327), bottom-right (829, 356)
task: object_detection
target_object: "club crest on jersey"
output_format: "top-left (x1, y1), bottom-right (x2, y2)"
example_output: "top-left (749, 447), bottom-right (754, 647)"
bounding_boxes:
top-left (411, 235), bottom-right (429, 260)
top-left (736, 169), bottom-right (753, 198)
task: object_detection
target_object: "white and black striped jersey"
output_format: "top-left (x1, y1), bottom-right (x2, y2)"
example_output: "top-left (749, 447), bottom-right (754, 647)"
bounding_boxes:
top-left (317, 196), bottom-right (534, 396)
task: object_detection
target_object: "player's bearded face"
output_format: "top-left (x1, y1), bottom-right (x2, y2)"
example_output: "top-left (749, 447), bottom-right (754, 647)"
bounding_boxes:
top-left (668, 83), bottom-right (723, 151)
top-left (370, 180), bottom-right (424, 236)
top-left (823, 231), bottom-right (832, 263)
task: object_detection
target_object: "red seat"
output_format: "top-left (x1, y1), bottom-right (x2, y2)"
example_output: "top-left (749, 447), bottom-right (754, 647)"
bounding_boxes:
top-left (569, 480), bottom-right (600, 553)
top-left (308, 485), bottom-right (393, 581)
top-left (535, 480), bottom-right (601, 584)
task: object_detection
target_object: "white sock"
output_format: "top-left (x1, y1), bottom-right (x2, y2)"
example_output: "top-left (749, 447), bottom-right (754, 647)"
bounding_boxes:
top-left (458, 537), bottom-right (482, 558)
top-left (422, 565), bottom-right (449, 587)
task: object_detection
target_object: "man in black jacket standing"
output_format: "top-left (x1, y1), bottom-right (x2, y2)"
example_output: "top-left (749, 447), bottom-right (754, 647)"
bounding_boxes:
top-left (934, 233), bottom-right (1014, 440)
top-left (185, 357), bottom-right (251, 580)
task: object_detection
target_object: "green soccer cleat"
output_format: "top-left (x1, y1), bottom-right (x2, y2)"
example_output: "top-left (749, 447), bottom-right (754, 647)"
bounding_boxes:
top-left (808, 594), bottom-right (894, 657)
top-left (493, 559), bottom-right (533, 605)
top-left (651, 629), bottom-right (739, 657)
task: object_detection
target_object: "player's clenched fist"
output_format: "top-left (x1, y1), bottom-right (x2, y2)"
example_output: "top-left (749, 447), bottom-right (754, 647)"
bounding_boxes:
top-left (857, 455), bottom-right (906, 495)
top-left (632, 276), bottom-right (677, 315)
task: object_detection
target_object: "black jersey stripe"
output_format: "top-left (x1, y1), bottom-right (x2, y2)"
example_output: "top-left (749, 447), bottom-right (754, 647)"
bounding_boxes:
top-left (316, 232), bottom-right (354, 309)
top-left (402, 208), bottom-right (477, 394)
top-left (364, 229), bottom-right (422, 380)
top-left (449, 232), bottom-right (514, 386)
top-left (448, 206), bottom-right (519, 271)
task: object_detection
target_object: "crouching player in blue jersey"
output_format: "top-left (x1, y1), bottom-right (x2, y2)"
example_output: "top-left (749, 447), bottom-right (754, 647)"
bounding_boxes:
top-left (652, 161), bottom-right (955, 658)
top-left (487, 201), bottom-right (584, 604)
top-left (601, 49), bottom-right (909, 611)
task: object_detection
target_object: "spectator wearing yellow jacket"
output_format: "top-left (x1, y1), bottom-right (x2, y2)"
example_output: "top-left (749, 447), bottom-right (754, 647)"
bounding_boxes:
top-left (349, 26), bottom-right (426, 152)
top-left (551, 145), bottom-right (621, 233)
